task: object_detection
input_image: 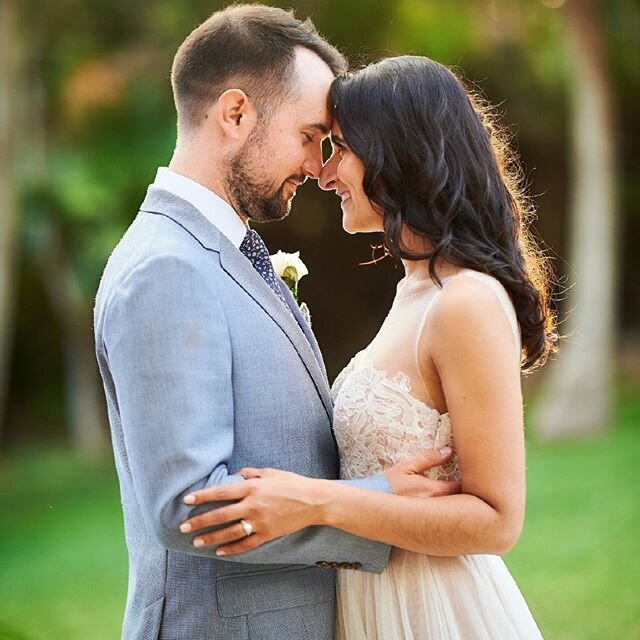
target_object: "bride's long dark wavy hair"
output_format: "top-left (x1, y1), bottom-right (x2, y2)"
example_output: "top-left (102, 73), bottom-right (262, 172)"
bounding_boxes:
top-left (330, 56), bottom-right (557, 371)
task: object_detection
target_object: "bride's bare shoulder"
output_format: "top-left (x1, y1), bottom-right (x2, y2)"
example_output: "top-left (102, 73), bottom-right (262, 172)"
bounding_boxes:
top-left (432, 272), bottom-right (507, 317)
top-left (426, 272), bottom-right (516, 358)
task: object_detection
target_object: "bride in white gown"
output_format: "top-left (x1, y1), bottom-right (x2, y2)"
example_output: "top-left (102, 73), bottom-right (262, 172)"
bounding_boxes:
top-left (183, 55), bottom-right (557, 639)
top-left (330, 268), bottom-right (542, 640)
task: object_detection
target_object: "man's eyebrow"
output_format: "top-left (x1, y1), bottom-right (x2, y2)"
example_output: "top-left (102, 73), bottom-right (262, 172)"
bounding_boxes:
top-left (304, 122), bottom-right (330, 135)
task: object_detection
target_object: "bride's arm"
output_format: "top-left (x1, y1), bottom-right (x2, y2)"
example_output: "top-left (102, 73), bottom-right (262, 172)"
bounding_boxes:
top-left (182, 281), bottom-right (526, 557)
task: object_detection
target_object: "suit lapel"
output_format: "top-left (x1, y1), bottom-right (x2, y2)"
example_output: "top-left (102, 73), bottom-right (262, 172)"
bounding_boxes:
top-left (218, 240), bottom-right (333, 418)
top-left (278, 280), bottom-right (328, 383)
top-left (139, 186), bottom-right (333, 419)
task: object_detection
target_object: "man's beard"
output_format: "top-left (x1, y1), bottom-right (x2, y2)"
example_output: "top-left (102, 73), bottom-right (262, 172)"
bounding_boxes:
top-left (225, 125), bottom-right (303, 223)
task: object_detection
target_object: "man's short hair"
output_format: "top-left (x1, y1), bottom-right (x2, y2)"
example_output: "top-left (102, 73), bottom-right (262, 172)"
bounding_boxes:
top-left (171, 4), bottom-right (347, 129)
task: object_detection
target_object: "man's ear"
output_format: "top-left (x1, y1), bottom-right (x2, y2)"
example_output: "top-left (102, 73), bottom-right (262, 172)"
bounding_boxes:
top-left (216, 89), bottom-right (257, 140)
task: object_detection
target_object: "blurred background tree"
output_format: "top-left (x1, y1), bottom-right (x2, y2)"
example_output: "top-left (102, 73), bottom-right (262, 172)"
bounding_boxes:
top-left (534, 0), bottom-right (619, 438)
top-left (0, 1), bottom-right (638, 637)
top-left (0, 0), bottom-right (18, 446)
top-left (1, 0), bottom-right (638, 451)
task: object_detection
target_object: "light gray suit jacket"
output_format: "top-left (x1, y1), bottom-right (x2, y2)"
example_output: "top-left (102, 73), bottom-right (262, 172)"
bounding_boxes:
top-left (94, 186), bottom-right (391, 640)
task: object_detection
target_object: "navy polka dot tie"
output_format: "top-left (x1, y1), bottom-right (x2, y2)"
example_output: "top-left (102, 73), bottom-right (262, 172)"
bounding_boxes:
top-left (239, 229), bottom-right (290, 309)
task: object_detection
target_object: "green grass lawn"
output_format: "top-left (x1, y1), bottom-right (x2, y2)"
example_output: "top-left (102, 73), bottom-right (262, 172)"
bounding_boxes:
top-left (0, 388), bottom-right (638, 640)
top-left (509, 386), bottom-right (640, 640)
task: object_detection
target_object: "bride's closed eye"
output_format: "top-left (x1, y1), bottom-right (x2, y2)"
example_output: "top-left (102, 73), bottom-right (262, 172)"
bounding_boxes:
top-left (330, 135), bottom-right (348, 157)
top-left (332, 143), bottom-right (347, 159)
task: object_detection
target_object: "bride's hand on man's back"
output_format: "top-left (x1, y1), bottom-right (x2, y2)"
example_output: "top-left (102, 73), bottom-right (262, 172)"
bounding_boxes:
top-left (385, 447), bottom-right (461, 498)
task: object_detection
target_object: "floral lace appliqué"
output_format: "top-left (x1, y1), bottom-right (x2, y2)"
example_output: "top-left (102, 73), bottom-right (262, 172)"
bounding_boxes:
top-left (332, 352), bottom-right (461, 482)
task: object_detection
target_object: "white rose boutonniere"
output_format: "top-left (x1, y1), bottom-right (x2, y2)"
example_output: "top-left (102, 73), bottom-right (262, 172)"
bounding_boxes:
top-left (270, 250), bottom-right (312, 326)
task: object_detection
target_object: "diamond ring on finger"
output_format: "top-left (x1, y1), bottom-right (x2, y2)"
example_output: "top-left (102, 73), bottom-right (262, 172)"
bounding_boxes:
top-left (240, 519), bottom-right (254, 537)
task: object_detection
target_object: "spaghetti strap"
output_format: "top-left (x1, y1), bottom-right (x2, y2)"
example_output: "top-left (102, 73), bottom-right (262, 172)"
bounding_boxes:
top-left (461, 271), bottom-right (521, 356)
top-left (414, 286), bottom-right (445, 345)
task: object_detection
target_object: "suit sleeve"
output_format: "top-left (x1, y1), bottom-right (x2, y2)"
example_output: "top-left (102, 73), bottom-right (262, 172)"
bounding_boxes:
top-left (104, 253), bottom-right (390, 572)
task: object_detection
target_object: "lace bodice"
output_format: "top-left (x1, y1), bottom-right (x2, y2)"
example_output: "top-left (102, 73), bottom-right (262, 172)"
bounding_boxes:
top-left (331, 271), bottom-right (520, 485)
top-left (331, 351), bottom-right (461, 482)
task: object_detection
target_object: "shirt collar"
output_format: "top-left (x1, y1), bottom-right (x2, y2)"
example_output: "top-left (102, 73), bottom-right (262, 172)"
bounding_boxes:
top-left (153, 167), bottom-right (247, 248)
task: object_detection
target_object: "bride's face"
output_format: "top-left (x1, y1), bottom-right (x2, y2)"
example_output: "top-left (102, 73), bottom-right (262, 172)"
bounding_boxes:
top-left (319, 122), bottom-right (384, 234)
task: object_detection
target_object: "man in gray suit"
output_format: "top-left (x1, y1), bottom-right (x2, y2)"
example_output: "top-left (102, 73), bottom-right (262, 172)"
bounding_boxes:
top-left (94, 5), bottom-right (454, 639)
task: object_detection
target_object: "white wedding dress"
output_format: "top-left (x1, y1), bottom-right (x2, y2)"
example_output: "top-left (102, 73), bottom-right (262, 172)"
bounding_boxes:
top-left (332, 271), bottom-right (543, 640)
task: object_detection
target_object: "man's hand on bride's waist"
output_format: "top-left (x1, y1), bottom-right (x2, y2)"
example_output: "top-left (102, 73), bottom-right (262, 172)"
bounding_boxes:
top-left (175, 447), bottom-right (460, 556)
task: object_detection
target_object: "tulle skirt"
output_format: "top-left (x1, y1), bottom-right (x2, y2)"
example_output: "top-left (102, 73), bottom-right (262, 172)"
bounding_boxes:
top-left (336, 549), bottom-right (543, 639)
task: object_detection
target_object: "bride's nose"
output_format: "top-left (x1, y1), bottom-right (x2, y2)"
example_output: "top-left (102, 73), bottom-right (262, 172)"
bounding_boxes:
top-left (319, 151), bottom-right (339, 191)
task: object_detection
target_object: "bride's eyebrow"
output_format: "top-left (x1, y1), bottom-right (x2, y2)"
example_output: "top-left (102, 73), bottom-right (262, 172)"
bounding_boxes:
top-left (330, 134), bottom-right (346, 147)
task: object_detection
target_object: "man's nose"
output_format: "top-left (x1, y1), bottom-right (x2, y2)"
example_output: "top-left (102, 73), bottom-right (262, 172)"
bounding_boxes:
top-left (302, 141), bottom-right (324, 180)
top-left (318, 151), bottom-right (339, 191)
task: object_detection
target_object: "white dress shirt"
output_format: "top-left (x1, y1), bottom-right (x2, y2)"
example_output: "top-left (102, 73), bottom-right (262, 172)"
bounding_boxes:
top-left (152, 167), bottom-right (247, 248)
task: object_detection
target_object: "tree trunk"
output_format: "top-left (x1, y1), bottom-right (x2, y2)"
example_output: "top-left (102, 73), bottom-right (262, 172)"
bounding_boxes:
top-left (533, 0), bottom-right (617, 439)
top-left (15, 21), bottom-right (109, 458)
top-left (0, 0), bottom-right (18, 443)
top-left (39, 228), bottom-right (108, 458)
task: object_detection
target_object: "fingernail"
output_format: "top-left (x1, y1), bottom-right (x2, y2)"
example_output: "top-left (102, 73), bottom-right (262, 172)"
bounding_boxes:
top-left (184, 494), bottom-right (196, 504)
top-left (179, 523), bottom-right (191, 533)
top-left (439, 446), bottom-right (452, 456)
top-left (193, 538), bottom-right (205, 548)
top-left (216, 549), bottom-right (226, 556)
